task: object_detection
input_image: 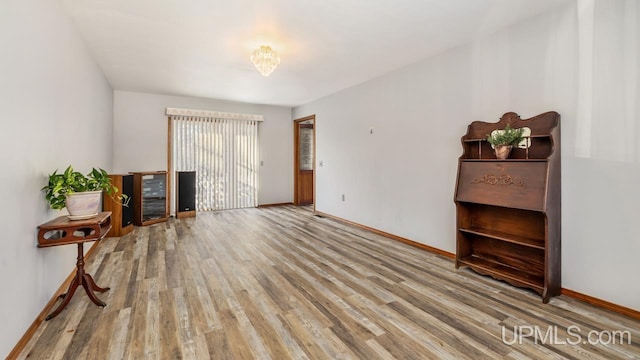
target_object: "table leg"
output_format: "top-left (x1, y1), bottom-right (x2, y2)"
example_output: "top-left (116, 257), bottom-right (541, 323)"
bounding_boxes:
top-left (81, 275), bottom-right (107, 307)
top-left (85, 273), bottom-right (110, 293)
top-left (46, 242), bottom-right (110, 321)
top-left (45, 275), bottom-right (79, 321)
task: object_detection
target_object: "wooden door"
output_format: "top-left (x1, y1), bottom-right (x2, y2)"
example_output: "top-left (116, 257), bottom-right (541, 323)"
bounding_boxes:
top-left (294, 116), bottom-right (315, 206)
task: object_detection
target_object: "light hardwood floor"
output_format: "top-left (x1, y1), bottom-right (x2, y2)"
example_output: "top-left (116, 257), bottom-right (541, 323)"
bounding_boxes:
top-left (18, 206), bottom-right (640, 359)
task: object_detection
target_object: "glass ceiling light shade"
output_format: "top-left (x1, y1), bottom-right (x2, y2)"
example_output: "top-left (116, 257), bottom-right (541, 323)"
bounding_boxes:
top-left (251, 45), bottom-right (280, 76)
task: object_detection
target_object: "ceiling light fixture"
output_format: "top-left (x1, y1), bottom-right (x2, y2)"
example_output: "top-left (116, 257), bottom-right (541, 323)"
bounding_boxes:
top-left (251, 45), bottom-right (280, 76)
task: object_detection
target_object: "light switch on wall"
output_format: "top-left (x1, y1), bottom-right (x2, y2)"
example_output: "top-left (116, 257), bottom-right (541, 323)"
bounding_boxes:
top-left (319, 160), bottom-right (323, 167)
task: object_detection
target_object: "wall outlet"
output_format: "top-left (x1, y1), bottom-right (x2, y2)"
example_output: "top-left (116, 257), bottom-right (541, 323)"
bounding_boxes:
top-left (260, 160), bottom-right (264, 166)
top-left (341, 194), bottom-right (345, 201)
top-left (319, 160), bottom-right (324, 167)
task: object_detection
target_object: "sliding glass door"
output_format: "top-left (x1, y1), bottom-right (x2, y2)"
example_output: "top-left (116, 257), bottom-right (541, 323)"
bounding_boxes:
top-left (171, 115), bottom-right (259, 211)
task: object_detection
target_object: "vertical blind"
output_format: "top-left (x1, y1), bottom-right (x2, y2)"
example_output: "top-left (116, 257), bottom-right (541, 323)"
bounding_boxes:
top-left (170, 109), bottom-right (261, 211)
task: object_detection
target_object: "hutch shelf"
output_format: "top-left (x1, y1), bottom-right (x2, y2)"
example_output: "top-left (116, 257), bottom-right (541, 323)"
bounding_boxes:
top-left (454, 111), bottom-right (561, 303)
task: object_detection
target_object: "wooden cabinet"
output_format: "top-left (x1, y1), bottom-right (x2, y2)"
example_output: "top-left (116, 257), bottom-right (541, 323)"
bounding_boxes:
top-left (131, 171), bottom-right (169, 226)
top-left (454, 111), bottom-right (561, 303)
top-left (102, 174), bottom-right (134, 237)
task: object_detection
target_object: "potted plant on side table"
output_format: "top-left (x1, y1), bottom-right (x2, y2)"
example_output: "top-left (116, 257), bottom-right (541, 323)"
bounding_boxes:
top-left (42, 166), bottom-right (129, 220)
top-left (486, 124), bottom-right (526, 160)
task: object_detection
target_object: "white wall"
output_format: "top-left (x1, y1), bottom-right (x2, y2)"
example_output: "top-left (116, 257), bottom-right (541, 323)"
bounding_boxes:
top-left (294, 0), bottom-right (640, 311)
top-left (0, 0), bottom-right (114, 356)
top-left (113, 91), bottom-right (293, 208)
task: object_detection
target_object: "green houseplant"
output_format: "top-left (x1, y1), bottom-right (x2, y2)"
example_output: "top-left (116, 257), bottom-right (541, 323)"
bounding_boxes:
top-left (42, 166), bottom-right (128, 219)
top-left (486, 124), bottom-right (525, 159)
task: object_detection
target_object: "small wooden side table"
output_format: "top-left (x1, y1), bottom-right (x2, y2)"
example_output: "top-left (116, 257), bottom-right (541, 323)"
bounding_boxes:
top-left (37, 212), bottom-right (112, 320)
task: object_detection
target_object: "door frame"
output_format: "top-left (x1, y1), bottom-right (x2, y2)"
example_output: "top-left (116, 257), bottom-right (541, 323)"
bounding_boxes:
top-left (293, 115), bottom-right (316, 210)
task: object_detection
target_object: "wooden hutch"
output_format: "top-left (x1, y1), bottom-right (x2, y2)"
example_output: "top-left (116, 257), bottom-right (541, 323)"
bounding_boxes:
top-left (454, 111), bottom-right (561, 303)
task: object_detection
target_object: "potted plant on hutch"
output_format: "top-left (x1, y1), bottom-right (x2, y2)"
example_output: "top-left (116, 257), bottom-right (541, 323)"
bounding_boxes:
top-left (42, 166), bottom-right (129, 220)
top-left (486, 124), bottom-right (526, 159)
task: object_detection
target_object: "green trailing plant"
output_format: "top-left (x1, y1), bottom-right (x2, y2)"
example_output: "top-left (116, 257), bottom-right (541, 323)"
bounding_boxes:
top-left (42, 165), bottom-right (129, 210)
top-left (486, 124), bottom-right (525, 147)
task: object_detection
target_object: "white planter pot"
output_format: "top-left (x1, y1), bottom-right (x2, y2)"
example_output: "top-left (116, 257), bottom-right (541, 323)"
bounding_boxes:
top-left (65, 190), bottom-right (102, 219)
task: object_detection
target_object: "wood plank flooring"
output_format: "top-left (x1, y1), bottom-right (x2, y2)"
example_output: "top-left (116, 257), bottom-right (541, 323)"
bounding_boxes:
top-left (18, 206), bottom-right (640, 359)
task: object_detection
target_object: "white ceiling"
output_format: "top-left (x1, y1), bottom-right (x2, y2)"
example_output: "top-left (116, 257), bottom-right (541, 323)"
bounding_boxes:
top-left (61, 0), bottom-right (570, 107)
